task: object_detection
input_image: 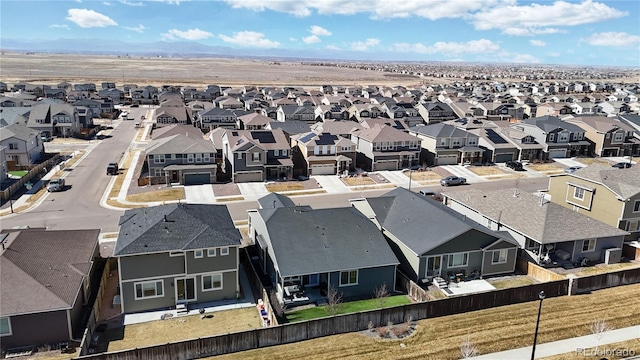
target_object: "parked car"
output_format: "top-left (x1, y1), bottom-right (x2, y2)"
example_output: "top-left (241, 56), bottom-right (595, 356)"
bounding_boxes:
top-left (107, 162), bottom-right (119, 175)
top-left (564, 166), bottom-right (583, 173)
top-left (612, 162), bottom-right (632, 169)
top-left (419, 189), bottom-right (436, 197)
top-left (47, 178), bottom-right (65, 192)
top-left (40, 134), bottom-right (53, 142)
top-left (440, 176), bottom-right (467, 186)
top-left (505, 161), bottom-right (525, 171)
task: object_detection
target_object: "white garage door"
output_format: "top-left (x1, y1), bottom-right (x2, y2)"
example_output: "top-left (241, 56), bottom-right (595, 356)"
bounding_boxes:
top-left (235, 171), bottom-right (263, 182)
top-left (374, 160), bottom-right (399, 171)
top-left (437, 154), bottom-right (458, 165)
top-left (311, 164), bottom-right (335, 175)
top-left (548, 148), bottom-right (567, 158)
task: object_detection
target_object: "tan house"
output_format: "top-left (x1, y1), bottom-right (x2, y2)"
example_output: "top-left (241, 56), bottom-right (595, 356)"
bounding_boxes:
top-left (291, 132), bottom-right (356, 175)
top-left (563, 115), bottom-right (638, 157)
top-left (548, 165), bottom-right (640, 241)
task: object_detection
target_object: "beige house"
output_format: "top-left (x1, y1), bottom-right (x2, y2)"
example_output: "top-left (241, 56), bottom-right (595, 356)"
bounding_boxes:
top-left (291, 132), bottom-right (356, 175)
top-left (548, 165), bottom-right (640, 241)
top-left (563, 115), bottom-right (637, 157)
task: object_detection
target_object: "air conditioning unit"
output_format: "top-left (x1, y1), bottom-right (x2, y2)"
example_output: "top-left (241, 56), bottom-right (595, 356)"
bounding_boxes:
top-left (604, 248), bottom-right (622, 265)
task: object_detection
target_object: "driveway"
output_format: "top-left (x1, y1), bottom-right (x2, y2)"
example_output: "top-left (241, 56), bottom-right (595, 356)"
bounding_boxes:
top-left (440, 165), bottom-right (488, 183)
top-left (237, 182), bottom-right (270, 200)
top-left (377, 170), bottom-right (411, 188)
top-left (184, 184), bottom-right (216, 204)
top-left (311, 175), bottom-right (350, 194)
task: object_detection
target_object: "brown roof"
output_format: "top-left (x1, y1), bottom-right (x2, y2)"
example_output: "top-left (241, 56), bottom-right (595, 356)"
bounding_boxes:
top-left (0, 229), bottom-right (99, 316)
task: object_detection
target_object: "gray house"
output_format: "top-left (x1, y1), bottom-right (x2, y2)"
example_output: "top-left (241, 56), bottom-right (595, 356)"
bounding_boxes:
top-left (145, 133), bottom-right (217, 185)
top-left (350, 188), bottom-right (519, 284)
top-left (222, 129), bottom-right (293, 182)
top-left (0, 123), bottom-right (43, 167)
top-left (114, 204), bottom-right (241, 314)
top-left (350, 124), bottom-right (421, 171)
top-left (248, 196), bottom-right (399, 305)
top-left (0, 229), bottom-right (100, 350)
top-left (442, 189), bottom-right (629, 266)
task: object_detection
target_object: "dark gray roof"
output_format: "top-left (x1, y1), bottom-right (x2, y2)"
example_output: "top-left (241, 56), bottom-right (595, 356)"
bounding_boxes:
top-left (363, 188), bottom-right (516, 255)
top-left (258, 207), bottom-right (398, 277)
top-left (257, 193), bottom-right (296, 209)
top-left (1, 229), bottom-right (99, 316)
top-left (566, 164), bottom-right (640, 199)
top-left (409, 123), bottom-right (475, 138)
top-left (267, 120), bottom-right (311, 135)
top-left (0, 107), bottom-right (31, 127)
top-left (524, 115), bottom-right (584, 133)
top-left (115, 203), bottom-right (240, 256)
top-left (0, 122), bottom-right (39, 142)
top-left (146, 133), bottom-right (215, 155)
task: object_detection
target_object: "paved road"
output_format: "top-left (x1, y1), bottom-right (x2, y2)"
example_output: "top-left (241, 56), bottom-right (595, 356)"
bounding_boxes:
top-left (0, 120), bottom-right (137, 232)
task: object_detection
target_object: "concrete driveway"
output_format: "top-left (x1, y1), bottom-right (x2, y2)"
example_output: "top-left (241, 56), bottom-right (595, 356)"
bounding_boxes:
top-left (184, 184), bottom-right (216, 204)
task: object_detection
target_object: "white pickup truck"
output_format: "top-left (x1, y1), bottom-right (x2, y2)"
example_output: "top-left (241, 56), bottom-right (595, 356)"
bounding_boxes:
top-left (47, 178), bottom-right (65, 192)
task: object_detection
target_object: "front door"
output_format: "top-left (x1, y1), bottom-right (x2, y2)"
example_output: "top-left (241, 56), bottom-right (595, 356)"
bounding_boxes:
top-left (426, 256), bottom-right (442, 278)
top-left (176, 278), bottom-right (196, 303)
top-left (171, 171), bottom-right (179, 182)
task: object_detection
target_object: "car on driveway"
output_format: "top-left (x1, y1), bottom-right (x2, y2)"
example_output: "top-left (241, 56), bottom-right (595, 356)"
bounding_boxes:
top-left (564, 166), bottom-right (582, 173)
top-left (505, 161), bottom-right (525, 171)
top-left (440, 176), bottom-right (467, 186)
top-left (612, 162), bottom-right (632, 169)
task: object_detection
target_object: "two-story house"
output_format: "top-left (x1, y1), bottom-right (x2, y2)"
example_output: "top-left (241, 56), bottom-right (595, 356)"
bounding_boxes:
top-left (237, 113), bottom-right (272, 130)
top-left (145, 133), bottom-right (217, 185)
top-left (291, 132), bottom-right (356, 176)
top-left (516, 115), bottom-right (590, 158)
top-left (154, 106), bottom-right (191, 127)
top-left (0, 123), bottom-right (43, 167)
top-left (275, 105), bottom-right (315, 123)
top-left (416, 102), bottom-right (458, 124)
top-left (194, 107), bottom-right (238, 131)
top-left (351, 124), bottom-right (421, 171)
top-left (564, 115), bottom-right (638, 157)
top-left (445, 119), bottom-right (519, 164)
top-left (548, 165), bottom-right (640, 241)
top-left (409, 122), bottom-right (483, 165)
top-left (26, 103), bottom-right (80, 138)
top-left (496, 123), bottom-right (546, 161)
top-left (114, 204), bottom-right (241, 314)
top-left (222, 129), bottom-right (293, 182)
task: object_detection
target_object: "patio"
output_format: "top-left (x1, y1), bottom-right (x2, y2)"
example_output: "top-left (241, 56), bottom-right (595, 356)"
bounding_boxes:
top-left (440, 279), bottom-right (496, 297)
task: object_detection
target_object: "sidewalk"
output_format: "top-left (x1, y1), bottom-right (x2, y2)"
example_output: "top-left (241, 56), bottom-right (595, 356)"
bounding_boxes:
top-left (475, 325), bottom-right (640, 359)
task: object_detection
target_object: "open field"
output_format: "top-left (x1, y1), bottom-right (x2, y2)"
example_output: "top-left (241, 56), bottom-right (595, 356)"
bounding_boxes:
top-left (210, 283), bottom-right (640, 360)
top-left (0, 53), bottom-right (438, 88)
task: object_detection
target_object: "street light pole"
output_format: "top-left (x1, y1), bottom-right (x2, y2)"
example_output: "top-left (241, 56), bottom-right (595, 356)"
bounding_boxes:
top-left (531, 290), bottom-right (546, 360)
top-left (408, 169), bottom-right (413, 191)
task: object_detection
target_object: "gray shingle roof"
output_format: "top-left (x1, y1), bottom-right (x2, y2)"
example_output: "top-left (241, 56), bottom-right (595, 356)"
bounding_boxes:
top-left (568, 164), bottom-right (640, 199)
top-left (257, 193), bottom-right (296, 209)
top-left (1, 229), bottom-right (99, 316)
top-left (115, 204), bottom-right (240, 256)
top-left (146, 133), bottom-right (215, 155)
top-left (524, 115), bottom-right (584, 133)
top-left (258, 207), bottom-right (398, 277)
top-left (409, 123), bottom-right (475, 138)
top-left (444, 188), bottom-right (628, 243)
top-left (0, 122), bottom-right (39, 142)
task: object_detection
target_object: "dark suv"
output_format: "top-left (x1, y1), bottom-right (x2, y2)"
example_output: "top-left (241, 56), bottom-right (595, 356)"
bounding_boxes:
top-left (612, 162), bottom-right (632, 169)
top-left (506, 161), bottom-right (524, 171)
top-left (107, 162), bottom-right (119, 175)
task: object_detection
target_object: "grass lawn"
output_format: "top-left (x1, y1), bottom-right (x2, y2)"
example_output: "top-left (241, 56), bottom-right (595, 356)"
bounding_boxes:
top-left (403, 171), bottom-right (441, 181)
top-left (342, 177), bottom-right (376, 186)
top-left (125, 188), bottom-right (185, 203)
top-left (217, 196), bottom-right (245, 202)
top-left (8, 170), bottom-right (27, 177)
top-left (487, 276), bottom-right (537, 289)
top-left (572, 262), bottom-right (640, 277)
top-left (266, 183), bottom-right (305, 192)
top-left (107, 308), bottom-right (262, 352)
top-left (286, 295), bottom-right (412, 322)
top-left (527, 163), bottom-right (562, 172)
top-left (575, 157), bottom-right (612, 165)
top-left (467, 166), bottom-right (505, 176)
top-left (212, 283), bottom-right (640, 360)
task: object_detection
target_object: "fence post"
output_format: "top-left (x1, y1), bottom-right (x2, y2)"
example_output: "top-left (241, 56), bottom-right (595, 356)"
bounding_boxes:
top-left (567, 274), bottom-right (577, 296)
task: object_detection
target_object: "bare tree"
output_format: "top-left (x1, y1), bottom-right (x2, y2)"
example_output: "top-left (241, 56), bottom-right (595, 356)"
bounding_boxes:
top-left (589, 319), bottom-right (613, 353)
top-left (325, 286), bottom-right (343, 316)
top-left (459, 335), bottom-right (478, 358)
top-left (373, 282), bottom-right (389, 308)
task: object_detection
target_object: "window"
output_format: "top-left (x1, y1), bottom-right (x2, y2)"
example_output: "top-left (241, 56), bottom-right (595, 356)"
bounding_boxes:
top-left (448, 252), bottom-right (469, 268)
top-left (282, 149), bottom-right (288, 157)
top-left (0, 317), bottom-right (11, 337)
top-left (237, 152), bottom-right (242, 160)
top-left (627, 220), bottom-right (639, 232)
top-left (252, 152), bottom-right (261, 162)
top-left (154, 154), bottom-right (165, 164)
top-left (194, 250), bottom-right (203, 258)
top-left (634, 200), bottom-right (640, 213)
top-left (8, 143), bottom-right (18, 150)
top-left (202, 273), bottom-right (223, 291)
top-left (274, 149), bottom-right (279, 156)
top-left (573, 187), bottom-right (585, 200)
top-left (135, 280), bottom-right (164, 299)
top-left (582, 239), bottom-right (596, 252)
top-left (613, 133), bottom-right (624, 142)
top-left (220, 247), bottom-right (229, 256)
top-left (549, 133), bottom-right (555, 142)
top-left (195, 153), bottom-right (202, 163)
top-left (169, 251), bottom-right (183, 257)
top-left (187, 154), bottom-right (194, 163)
top-left (491, 249), bottom-right (509, 264)
top-left (208, 248), bottom-right (217, 257)
top-left (339, 270), bottom-right (358, 286)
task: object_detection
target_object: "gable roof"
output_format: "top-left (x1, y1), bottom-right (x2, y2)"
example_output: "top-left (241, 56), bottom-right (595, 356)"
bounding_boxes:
top-left (352, 124), bottom-right (419, 142)
top-left (0, 229), bottom-right (99, 316)
top-left (0, 122), bottom-right (39, 142)
top-left (257, 193), bottom-right (297, 209)
top-left (151, 124), bottom-right (204, 140)
top-left (562, 164), bottom-right (640, 199)
top-left (409, 123), bottom-right (476, 138)
top-left (524, 115), bottom-right (584, 133)
top-left (115, 203), bottom-right (240, 256)
top-left (146, 133), bottom-right (215, 155)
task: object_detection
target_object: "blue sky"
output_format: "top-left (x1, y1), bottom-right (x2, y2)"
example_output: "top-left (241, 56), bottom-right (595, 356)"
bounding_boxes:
top-left (1, 0), bottom-right (639, 66)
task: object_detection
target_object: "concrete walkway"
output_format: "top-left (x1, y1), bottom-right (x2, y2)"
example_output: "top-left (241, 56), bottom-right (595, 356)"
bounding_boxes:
top-left (552, 157), bottom-right (586, 168)
top-left (475, 325), bottom-right (640, 359)
top-left (312, 175), bottom-right (350, 194)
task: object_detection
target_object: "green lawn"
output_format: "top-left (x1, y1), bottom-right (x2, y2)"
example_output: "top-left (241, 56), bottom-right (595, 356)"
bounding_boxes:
top-left (9, 170), bottom-right (27, 178)
top-left (286, 295), bottom-right (411, 322)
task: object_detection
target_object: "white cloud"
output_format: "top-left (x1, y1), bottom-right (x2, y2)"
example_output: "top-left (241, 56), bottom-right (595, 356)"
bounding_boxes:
top-left (120, 0), bottom-right (144, 6)
top-left (49, 24), bottom-right (70, 30)
top-left (219, 31), bottom-right (280, 48)
top-left (161, 28), bottom-right (214, 41)
top-left (124, 24), bottom-right (146, 33)
top-left (393, 39), bottom-right (500, 55)
top-left (509, 54), bottom-right (541, 63)
top-left (566, 49), bottom-right (574, 54)
top-left (289, 37), bottom-right (297, 41)
top-left (153, 0), bottom-right (188, 4)
top-left (66, 9), bottom-right (117, 28)
top-left (309, 25), bottom-right (331, 36)
top-left (548, 52), bottom-right (561, 57)
top-left (102, 2), bottom-right (111, 5)
top-left (350, 38), bottom-right (380, 51)
top-left (303, 35), bottom-right (321, 44)
top-left (326, 44), bottom-right (341, 50)
top-left (582, 32), bottom-right (640, 47)
top-left (472, 0), bottom-right (627, 35)
top-left (530, 40), bottom-right (546, 47)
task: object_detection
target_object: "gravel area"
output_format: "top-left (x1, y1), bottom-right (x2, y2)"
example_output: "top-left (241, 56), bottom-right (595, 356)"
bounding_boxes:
top-left (212, 183), bottom-right (242, 197)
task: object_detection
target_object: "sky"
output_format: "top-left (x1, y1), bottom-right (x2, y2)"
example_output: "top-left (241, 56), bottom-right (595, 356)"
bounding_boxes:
top-left (1, 0), bottom-right (639, 66)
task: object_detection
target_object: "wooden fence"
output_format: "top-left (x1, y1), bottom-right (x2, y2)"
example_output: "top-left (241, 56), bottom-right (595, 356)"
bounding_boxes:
top-left (78, 259), bottom-right (115, 356)
top-left (516, 256), bottom-right (567, 282)
top-left (395, 270), bottom-right (431, 302)
top-left (573, 267), bottom-right (640, 294)
top-left (1, 154), bottom-right (62, 201)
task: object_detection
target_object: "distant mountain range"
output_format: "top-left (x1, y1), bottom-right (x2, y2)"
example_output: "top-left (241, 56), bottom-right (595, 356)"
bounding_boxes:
top-left (0, 38), bottom-right (387, 62)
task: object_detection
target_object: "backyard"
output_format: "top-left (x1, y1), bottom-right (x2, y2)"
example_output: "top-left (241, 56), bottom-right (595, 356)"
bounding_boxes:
top-left (286, 295), bottom-right (412, 322)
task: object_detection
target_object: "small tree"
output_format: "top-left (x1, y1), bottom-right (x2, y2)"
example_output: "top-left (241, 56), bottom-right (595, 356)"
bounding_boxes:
top-left (589, 319), bottom-right (613, 353)
top-left (459, 335), bottom-right (478, 358)
top-left (325, 286), bottom-right (343, 316)
top-left (374, 282), bottom-right (389, 308)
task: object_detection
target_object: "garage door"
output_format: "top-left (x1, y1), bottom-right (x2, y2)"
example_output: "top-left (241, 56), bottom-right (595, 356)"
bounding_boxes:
top-left (436, 155), bottom-right (458, 165)
top-left (495, 153), bottom-right (514, 163)
top-left (548, 148), bottom-right (567, 158)
top-left (236, 171), bottom-right (263, 182)
top-left (374, 160), bottom-right (398, 171)
top-left (311, 164), bottom-right (335, 175)
top-left (184, 173), bottom-right (210, 185)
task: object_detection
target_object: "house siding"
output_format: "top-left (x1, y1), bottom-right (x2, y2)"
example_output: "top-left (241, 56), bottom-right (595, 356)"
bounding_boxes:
top-left (482, 248), bottom-right (517, 275)
top-left (328, 265), bottom-right (396, 299)
top-left (186, 247), bottom-right (238, 274)
top-left (194, 271), bottom-right (238, 302)
top-left (570, 235), bottom-right (625, 263)
top-left (382, 230), bottom-right (420, 281)
top-left (1, 310), bottom-right (69, 349)
top-left (121, 278), bottom-right (173, 313)
top-left (119, 253), bottom-right (185, 281)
